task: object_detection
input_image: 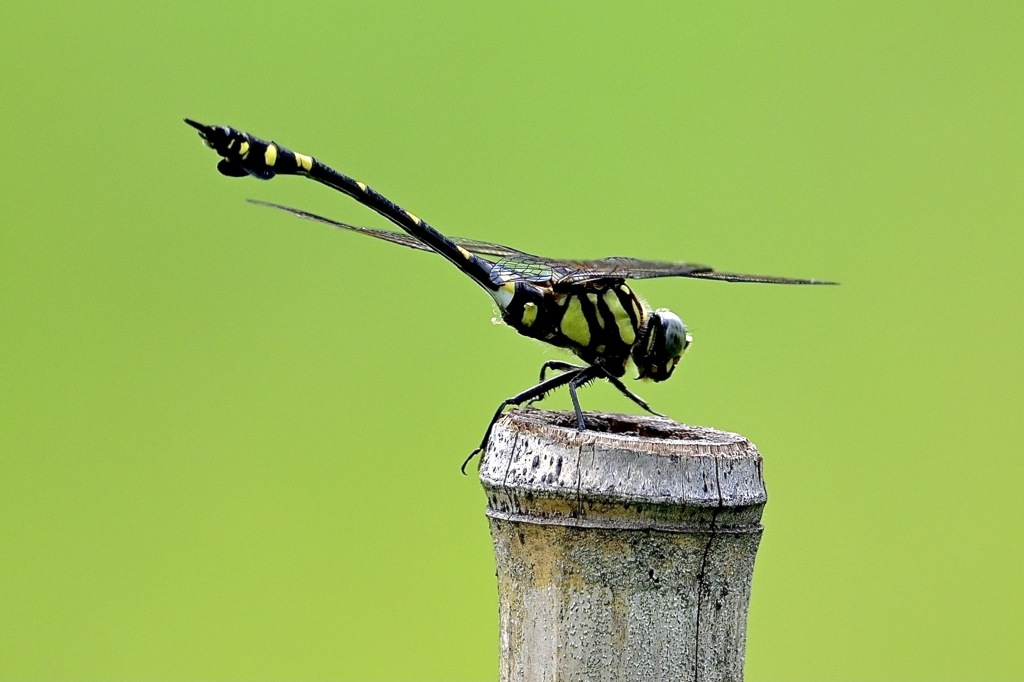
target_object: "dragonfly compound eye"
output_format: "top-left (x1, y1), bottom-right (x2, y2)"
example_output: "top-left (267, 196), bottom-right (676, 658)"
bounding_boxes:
top-left (634, 309), bottom-right (688, 382)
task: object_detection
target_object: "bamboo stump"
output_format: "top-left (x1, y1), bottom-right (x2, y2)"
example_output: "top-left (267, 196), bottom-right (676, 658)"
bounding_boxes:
top-left (480, 409), bottom-right (766, 682)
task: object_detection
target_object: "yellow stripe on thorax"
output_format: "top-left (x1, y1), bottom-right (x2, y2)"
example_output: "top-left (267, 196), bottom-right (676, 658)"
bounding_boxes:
top-left (588, 293), bottom-right (604, 328)
top-left (560, 295), bottom-right (591, 347)
top-left (521, 301), bottom-right (538, 327)
top-left (603, 289), bottom-right (636, 345)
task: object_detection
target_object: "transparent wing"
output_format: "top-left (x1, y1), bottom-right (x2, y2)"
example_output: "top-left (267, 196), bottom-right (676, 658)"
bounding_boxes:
top-left (489, 255), bottom-right (558, 284)
top-left (247, 200), bottom-right (536, 259)
top-left (249, 201), bottom-right (837, 286)
top-left (547, 256), bottom-right (838, 285)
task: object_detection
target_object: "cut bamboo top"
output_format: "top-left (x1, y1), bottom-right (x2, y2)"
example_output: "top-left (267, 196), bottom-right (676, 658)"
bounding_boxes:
top-left (480, 409), bottom-right (766, 534)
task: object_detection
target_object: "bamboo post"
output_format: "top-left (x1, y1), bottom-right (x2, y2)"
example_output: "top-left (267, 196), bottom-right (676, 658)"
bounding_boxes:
top-left (479, 409), bottom-right (766, 682)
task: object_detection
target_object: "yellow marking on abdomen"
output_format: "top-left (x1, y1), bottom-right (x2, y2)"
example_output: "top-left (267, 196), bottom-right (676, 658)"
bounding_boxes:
top-left (405, 210), bottom-right (421, 225)
top-left (457, 246), bottom-right (472, 259)
top-left (560, 296), bottom-right (591, 347)
top-left (604, 289), bottom-right (636, 345)
top-left (522, 302), bottom-right (538, 327)
top-left (264, 144), bottom-right (278, 166)
top-left (239, 141), bottom-right (250, 159)
top-left (356, 181), bottom-right (367, 192)
top-left (295, 152), bottom-right (313, 171)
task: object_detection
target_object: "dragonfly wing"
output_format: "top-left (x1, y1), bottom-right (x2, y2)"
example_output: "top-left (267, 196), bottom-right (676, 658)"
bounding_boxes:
top-left (672, 270), bottom-right (839, 285)
top-left (489, 255), bottom-right (557, 284)
top-left (550, 257), bottom-right (712, 284)
top-left (247, 202), bottom-right (837, 286)
top-left (248, 199), bottom-right (433, 252)
top-left (247, 200), bottom-right (539, 260)
top-left (548, 256), bottom-right (837, 285)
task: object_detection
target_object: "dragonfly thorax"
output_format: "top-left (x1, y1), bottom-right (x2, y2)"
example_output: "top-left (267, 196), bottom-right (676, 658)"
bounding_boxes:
top-left (497, 280), bottom-right (649, 378)
top-left (632, 308), bottom-right (691, 382)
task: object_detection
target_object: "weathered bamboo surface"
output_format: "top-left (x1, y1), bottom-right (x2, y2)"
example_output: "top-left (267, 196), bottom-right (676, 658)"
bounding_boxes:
top-left (480, 409), bottom-right (766, 682)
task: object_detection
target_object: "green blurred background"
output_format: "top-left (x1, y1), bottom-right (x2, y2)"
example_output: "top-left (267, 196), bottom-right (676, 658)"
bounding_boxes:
top-left (2, 2), bottom-right (1021, 680)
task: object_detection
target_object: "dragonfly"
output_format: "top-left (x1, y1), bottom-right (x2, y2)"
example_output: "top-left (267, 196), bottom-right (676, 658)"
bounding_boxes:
top-left (185, 119), bottom-right (836, 470)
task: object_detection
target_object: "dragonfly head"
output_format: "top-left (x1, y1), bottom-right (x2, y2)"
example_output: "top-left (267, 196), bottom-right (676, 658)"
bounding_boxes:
top-left (633, 309), bottom-right (691, 382)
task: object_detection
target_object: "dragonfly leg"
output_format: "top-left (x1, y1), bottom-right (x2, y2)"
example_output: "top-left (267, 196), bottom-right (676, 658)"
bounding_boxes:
top-left (567, 365), bottom-right (604, 431)
top-left (600, 373), bottom-right (665, 417)
top-left (538, 360), bottom-right (586, 381)
top-left (462, 368), bottom-right (585, 474)
top-left (526, 360), bottom-right (586, 406)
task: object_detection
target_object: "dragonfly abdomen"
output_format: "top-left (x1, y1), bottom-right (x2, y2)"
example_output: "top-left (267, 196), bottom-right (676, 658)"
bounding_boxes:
top-left (185, 119), bottom-right (501, 296)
